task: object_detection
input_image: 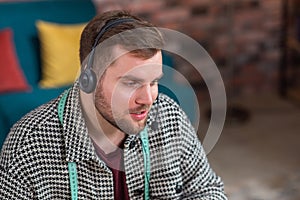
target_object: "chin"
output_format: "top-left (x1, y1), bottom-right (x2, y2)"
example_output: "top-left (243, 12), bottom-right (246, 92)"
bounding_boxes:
top-left (115, 118), bottom-right (146, 135)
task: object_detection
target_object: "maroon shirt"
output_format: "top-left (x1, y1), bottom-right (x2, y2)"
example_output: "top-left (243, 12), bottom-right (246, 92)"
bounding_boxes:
top-left (93, 141), bottom-right (130, 200)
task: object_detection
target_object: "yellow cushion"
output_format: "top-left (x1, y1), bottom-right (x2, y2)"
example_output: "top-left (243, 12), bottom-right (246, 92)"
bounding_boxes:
top-left (36, 20), bottom-right (86, 88)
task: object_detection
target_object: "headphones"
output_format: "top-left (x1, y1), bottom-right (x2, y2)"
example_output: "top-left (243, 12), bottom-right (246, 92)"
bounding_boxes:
top-left (79, 18), bottom-right (136, 93)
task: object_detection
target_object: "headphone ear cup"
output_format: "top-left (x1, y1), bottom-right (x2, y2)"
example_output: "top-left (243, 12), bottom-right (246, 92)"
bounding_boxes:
top-left (79, 68), bottom-right (97, 93)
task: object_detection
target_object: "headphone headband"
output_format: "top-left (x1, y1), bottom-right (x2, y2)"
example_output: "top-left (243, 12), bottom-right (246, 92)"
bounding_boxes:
top-left (92, 18), bottom-right (136, 49)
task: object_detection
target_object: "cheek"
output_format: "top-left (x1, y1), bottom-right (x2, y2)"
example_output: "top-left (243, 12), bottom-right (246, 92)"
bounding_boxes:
top-left (152, 86), bottom-right (159, 99)
top-left (111, 86), bottom-right (134, 109)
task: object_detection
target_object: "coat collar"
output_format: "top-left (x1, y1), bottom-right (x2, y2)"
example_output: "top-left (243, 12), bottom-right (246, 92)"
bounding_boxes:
top-left (62, 81), bottom-right (96, 162)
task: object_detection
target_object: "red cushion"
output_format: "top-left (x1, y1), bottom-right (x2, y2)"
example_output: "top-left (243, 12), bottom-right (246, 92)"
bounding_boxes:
top-left (0, 28), bottom-right (30, 93)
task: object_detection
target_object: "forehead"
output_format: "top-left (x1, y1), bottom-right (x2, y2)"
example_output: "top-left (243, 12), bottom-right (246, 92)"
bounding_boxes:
top-left (107, 50), bottom-right (163, 78)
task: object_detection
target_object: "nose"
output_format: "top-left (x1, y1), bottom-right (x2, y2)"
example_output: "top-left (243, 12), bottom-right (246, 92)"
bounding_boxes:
top-left (135, 84), bottom-right (156, 106)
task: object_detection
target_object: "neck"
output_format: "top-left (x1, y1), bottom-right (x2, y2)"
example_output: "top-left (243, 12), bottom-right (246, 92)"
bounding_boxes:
top-left (80, 91), bottom-right (126, 154)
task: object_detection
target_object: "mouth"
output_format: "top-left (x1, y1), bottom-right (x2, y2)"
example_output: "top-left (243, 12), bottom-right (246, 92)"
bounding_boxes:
top-left (130, 109), bottom-right (148, 121)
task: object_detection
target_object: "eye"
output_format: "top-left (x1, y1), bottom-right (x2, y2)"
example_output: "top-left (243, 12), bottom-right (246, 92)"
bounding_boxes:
top-left (123, 80), bottom-right (140, 88)
top-left (150, 80), bottom-right (159, 87)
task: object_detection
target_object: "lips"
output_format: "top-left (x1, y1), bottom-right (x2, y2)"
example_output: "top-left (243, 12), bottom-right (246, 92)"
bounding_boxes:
top-left (130, 110), bottom-right (148, 121)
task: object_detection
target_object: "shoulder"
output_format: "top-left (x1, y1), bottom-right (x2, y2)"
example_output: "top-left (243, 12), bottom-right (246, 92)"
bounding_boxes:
top-left (157, 93), bottom-right (181, 116)
top-left (0, 96), bottom-right (61, 168)
top-left (150, 93), bottom-right (195, 142)
top-left (156, 93), bottom-right (191, 128)
top-left (155, 93), bottom-right (198, 144)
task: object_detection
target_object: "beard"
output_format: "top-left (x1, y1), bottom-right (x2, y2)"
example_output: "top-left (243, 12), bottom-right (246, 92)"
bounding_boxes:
top-left (94, 85), bottom-right (148, 135)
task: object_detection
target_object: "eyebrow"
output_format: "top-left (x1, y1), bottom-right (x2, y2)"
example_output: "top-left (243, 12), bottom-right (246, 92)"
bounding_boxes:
top-left (119, 73), bottom-right (164, 83)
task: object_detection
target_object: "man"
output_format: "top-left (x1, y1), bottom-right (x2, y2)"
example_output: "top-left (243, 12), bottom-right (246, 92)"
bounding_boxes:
top-left (0, 10), bottom-right (227, 199)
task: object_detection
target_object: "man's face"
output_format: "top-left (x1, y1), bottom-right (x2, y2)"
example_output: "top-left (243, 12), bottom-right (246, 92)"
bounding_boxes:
top-left (95, 51), bottom-right (163, 135)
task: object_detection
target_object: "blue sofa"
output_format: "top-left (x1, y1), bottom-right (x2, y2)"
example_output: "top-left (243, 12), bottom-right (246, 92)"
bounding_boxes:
top-left (0, 0), bottom-right (97, 147)
top-left (0, 0), bottom-right (198, 147)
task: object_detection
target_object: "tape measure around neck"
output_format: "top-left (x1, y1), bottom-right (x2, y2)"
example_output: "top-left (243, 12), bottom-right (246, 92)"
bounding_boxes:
top-left (58, 88), bottom-right (71, 125)
top-left (58, 89), bottom-right (78, 199)
top-left (140, 128), bottom-right (151, 200)
top-left (68, 162), bottom-right (78, 200)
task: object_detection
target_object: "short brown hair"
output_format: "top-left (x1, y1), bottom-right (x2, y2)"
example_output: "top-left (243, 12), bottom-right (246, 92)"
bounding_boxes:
top-left (79, 10), bottom-right (164, 68)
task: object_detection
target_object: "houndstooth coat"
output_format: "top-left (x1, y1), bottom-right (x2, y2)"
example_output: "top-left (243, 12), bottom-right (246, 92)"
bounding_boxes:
top-left (0, 81), bottom-right (227, 199)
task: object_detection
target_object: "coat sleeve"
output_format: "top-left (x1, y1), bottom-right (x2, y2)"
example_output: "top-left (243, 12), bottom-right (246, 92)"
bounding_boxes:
top-left (179, 115), bottom-right (227, 200)
top-left (0, 165), bottom-right (33, 199)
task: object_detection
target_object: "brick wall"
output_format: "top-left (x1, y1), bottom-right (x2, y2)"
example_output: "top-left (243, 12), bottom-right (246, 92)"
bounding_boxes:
top-left (93, 0), bottom-right (282, 95)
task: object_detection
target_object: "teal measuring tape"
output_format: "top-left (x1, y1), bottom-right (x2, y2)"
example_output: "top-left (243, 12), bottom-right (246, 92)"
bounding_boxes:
top-left (58, 89), bottom-right (78, 200)
top-left (68, 162), bottom-right (78, 200)
top-left (57, 88), bottom-right (70, 125)
top-left (58, 89), bottom-right (151, 199)
top-left (140, 128), bottom-right (151, 200)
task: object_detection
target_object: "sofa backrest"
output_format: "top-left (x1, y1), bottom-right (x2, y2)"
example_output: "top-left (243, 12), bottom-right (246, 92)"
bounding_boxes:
top-left (0, 0), bottom-right (96, 85)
